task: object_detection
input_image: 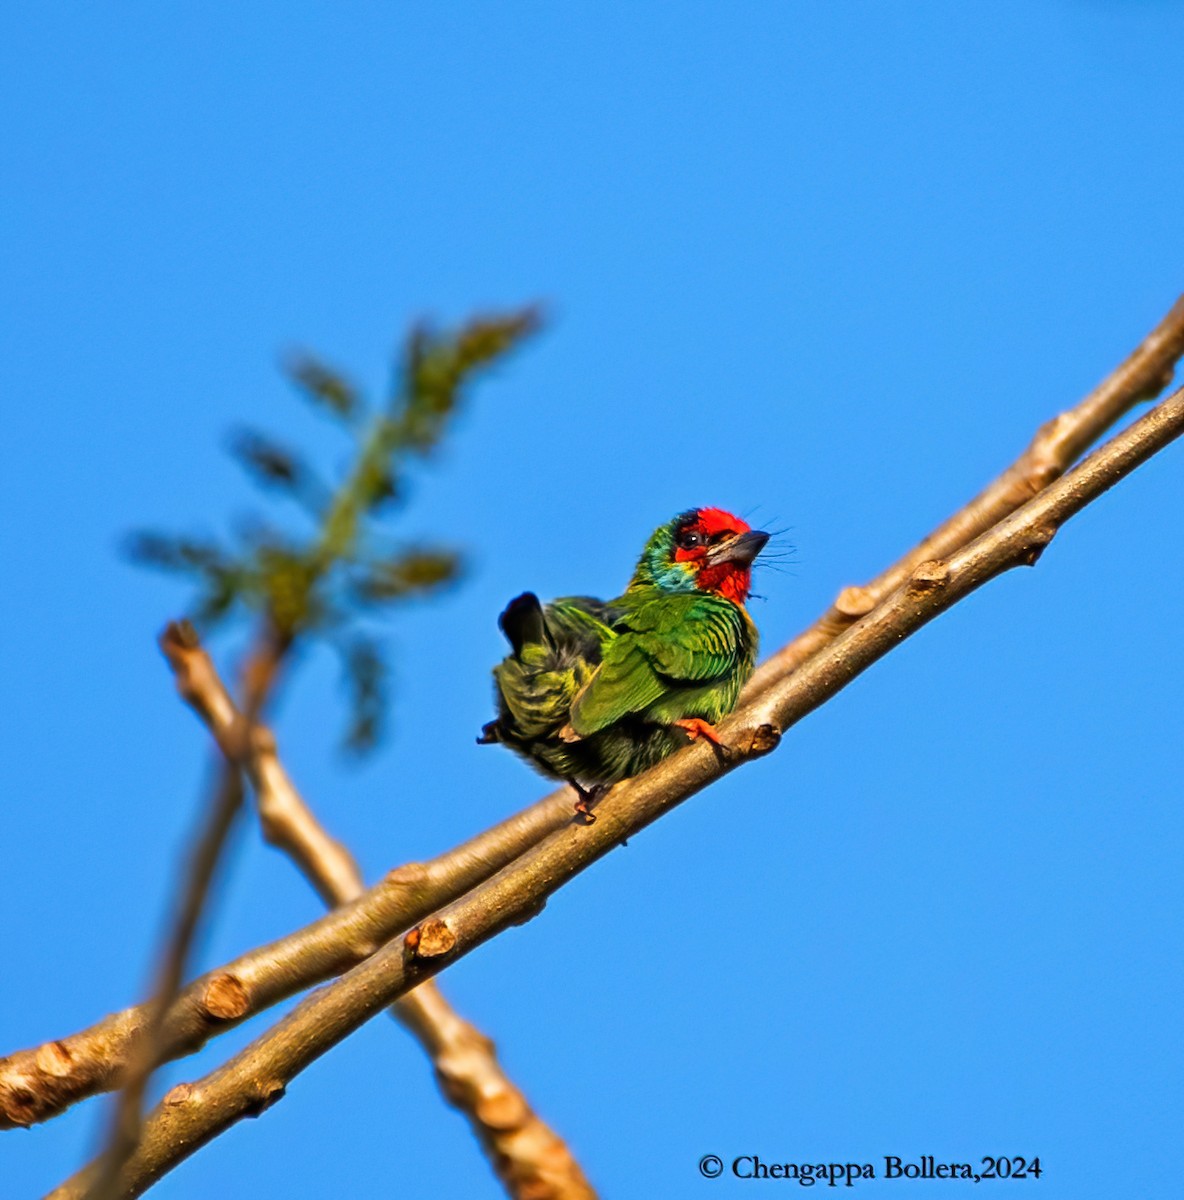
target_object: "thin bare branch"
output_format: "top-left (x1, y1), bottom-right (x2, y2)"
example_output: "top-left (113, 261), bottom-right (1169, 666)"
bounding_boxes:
top-left (82, 767), bottom-right (245, 1200)
top-left (48, 381), bottom-right (1184, 1200)
top-left (83, 625), bottom-right (291, 1198)
top-left (159, 623), bottom-right (361, 906)
top-left (747, 293), bottom-right (1184, 691)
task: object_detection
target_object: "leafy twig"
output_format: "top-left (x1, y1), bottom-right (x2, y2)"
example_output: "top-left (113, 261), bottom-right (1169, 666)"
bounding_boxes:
top-left (126, 308), bottom-right (539, 751)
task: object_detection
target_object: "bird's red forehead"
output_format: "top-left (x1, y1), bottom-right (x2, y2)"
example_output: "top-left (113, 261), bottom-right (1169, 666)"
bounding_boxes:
top-left (691, 507), bottom-right (750, 536)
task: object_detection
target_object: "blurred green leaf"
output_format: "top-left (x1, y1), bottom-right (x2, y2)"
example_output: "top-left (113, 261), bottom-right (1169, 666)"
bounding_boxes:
top-left (352, 548), bottom-right (462, 603)
top-left (340, 636), bottom-right (387, 755)
top-left (226, 427), bottom-right (328, 514)
top-left (124, 532), bottom-right (230, 575)
top-left (226, 427), bottom-right (301, 486)
top-left (286, 354), bottom-right (360, 421)
top-left (399, 307), bottom-right (541, 452)
top-left (193, 579), bottom-right (240, 627)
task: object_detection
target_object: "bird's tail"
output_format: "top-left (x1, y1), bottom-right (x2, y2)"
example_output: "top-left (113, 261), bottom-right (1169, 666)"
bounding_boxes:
top-left (485, 592), bottom-right (602, 744)
top-left (498, 592), bottom-right (549, 659)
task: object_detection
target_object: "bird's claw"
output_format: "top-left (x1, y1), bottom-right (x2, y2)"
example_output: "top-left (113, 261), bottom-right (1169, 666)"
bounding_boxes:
top-left (674, 718), bottom-right (725, 746)
top-left (571, 783), bottom-right (605, 824)
top-left (573, 797), bottom-right (598, 824)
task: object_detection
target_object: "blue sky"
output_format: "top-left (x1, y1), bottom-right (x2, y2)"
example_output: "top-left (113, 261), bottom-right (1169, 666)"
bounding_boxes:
top-left (3, 3), bottom-right (1183, 1197)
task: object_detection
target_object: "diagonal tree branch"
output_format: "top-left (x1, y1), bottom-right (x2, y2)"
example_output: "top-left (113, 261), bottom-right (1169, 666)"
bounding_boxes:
top-left (160, 625), bottom-right (596, 1200)
top-left (0, 787), bottom-right (572, 1131)
top-left (48, 380), bottom-right (1184, 1200)
top-left (0, 633), bottom-right (587, 1196)
top-left (8, 295), bottom-right (1183, 1139)
top-left (746, 293), bottom-right (1184, 691)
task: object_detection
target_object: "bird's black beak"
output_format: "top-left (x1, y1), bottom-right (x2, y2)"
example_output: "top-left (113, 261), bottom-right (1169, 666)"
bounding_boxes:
top-left (708, 529), bottom-right (770, 567)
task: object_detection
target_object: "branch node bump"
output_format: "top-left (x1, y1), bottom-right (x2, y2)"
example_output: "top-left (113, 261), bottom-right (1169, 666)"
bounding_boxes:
top-left (1, 1085), bottom-right (36, 1127)
top-left (202, 973), bottom-right (250, 1021)
top-left (34, 1040), bottom-right (75, 1078)
top-left (509, 897), bottom-right (547, 927)
top-left (1147, 364), bottom-right (1176, 399)
top-left (1019, 524), bottom-right (1059, 567)
top-left (746, 724), bottom-right (782, 757)
top-left (1026, 413), bottom-right (1074, 479)
top-left (404, 918), bottom-right (457, 960)
top-left (908, 559), bottom-right (951, 595)
top-left (383, 862), bottom-right (430, 889)
top-left (1028, 461), bottom-right (1061, 492)
top-left (473, 1089), bottom-right (530, 1133)
top-left (244, 1081), bottom-right (286, 1118)
top-left (163, 1082), bottom-right (195, 1107)
top-left (834, 585), bottom-right (876, 618)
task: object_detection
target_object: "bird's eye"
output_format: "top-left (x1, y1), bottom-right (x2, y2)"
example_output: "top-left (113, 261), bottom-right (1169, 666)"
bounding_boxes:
top-left (677, 529), bottom-right (704, 550)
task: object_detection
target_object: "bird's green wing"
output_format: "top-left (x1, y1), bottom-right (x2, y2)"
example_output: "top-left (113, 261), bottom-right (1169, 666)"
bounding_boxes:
top-left (547, 595), bottom-right (618, 656)
top-left (567, 594), bottom-right (746, 736)
top-left (566, 641), bottom-right (666, 736)
top-left (626, 593), bottom-right (748, 682)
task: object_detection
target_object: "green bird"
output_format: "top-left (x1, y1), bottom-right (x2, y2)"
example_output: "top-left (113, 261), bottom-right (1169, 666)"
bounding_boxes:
top-left (479, 507), bottom-right (770, 819)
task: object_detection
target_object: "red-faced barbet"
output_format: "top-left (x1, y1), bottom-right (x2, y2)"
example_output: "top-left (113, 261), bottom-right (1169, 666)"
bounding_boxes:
top-left (478, 508), bottom-right (770, 820)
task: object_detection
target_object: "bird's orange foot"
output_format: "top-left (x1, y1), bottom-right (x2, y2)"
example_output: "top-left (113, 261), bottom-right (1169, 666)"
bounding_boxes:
top-left (571, 783), bottom-right (605, 824)
top-left (573, 796), bottom-right (597, 824)
top-left (674, 718), bottom-right (724, 745)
